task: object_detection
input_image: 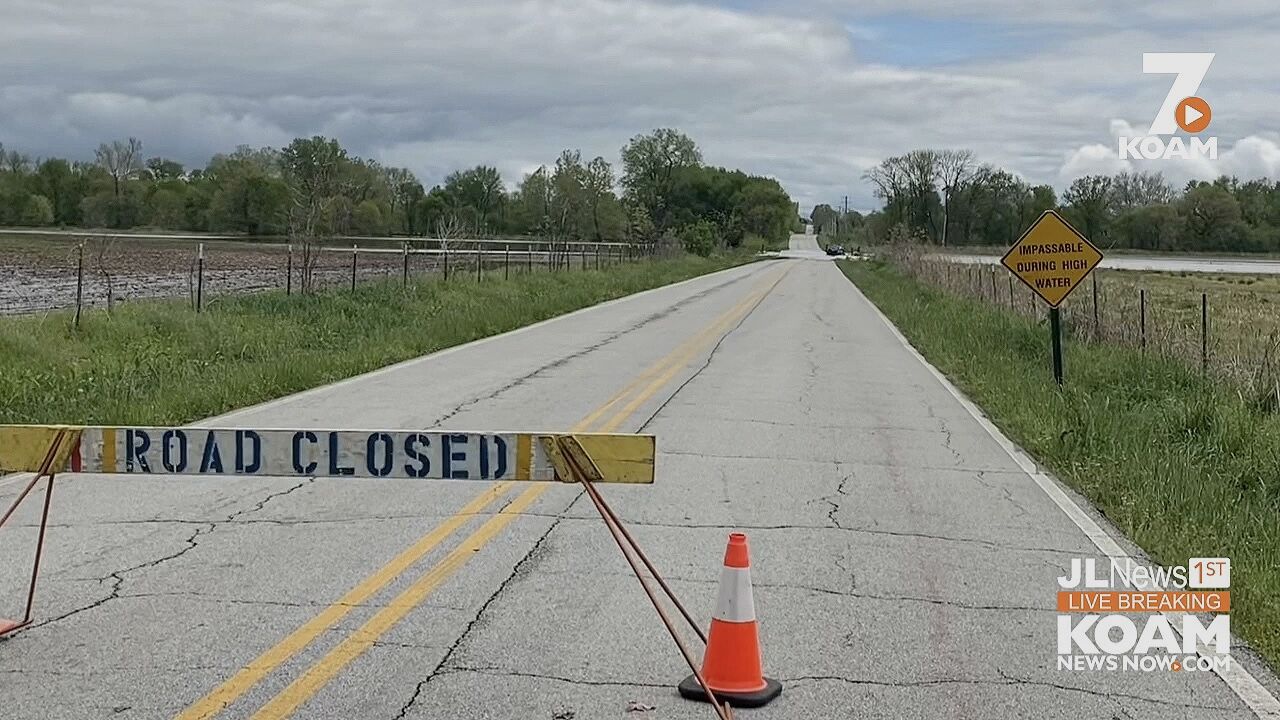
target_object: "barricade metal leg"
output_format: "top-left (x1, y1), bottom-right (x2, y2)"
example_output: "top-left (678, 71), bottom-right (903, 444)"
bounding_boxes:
top-left (543, 435), bottom-right (734, 719)
top-left (0, 430), bottom-right (71, 637)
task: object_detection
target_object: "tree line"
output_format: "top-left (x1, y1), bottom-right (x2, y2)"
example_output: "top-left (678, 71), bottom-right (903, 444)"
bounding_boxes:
top-left (817, 148), bottom-right (1280, 253)
top-left (0, 129), bottom-right (796, 254)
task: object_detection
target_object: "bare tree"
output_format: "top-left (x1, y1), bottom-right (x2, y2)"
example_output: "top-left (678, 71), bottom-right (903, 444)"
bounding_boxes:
top-left (1111, 171), bottom-right (1173, 210)
top-left (863, 160), bottom-right (900, 198)
top-left (434, 214), bottom-right (469, 275)
top-left (900, 150), bottom-right (940, 241)
top-left (864, 156), bottom-right (908, 224)
top-left (0, 144), bottom-right (31, 174)
top-left (281, 137), bottom-right (349, 293)
top-left (936, 149), bottom-right (976, 247)
top-left (96, 138), bottom-right (144, 198)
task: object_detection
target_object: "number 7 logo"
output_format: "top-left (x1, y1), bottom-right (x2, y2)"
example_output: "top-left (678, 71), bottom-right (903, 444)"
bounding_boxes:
top-left (1143, 53), bottom-right (1214, 135)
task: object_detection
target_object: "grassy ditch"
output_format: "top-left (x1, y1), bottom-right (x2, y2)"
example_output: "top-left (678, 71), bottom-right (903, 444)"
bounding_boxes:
top-left (0, 253), bottom-right (756, 426)
top-left (839, 259), bottom-right (1280, 670)
top-left (921, 256), bottom-right (1280, 393)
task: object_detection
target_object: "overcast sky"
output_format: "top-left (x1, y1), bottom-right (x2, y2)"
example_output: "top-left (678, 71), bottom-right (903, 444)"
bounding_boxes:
top-left (3, 0), bottom-right (1278, 212)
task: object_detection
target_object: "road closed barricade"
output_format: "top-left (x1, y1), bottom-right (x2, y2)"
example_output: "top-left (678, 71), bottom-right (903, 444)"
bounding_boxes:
top-left (0, 423), bottom-right (775, 716)
top-left (0, 425), bottom-right (653, 635)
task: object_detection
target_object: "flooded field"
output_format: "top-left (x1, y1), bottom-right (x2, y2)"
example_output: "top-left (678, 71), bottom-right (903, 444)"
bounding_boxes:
top-left (0, 233), bottom-right (580, 315)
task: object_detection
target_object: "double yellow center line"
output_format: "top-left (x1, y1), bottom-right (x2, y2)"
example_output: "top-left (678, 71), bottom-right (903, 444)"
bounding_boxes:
top-left (177, 266), bottom-right (787, 720)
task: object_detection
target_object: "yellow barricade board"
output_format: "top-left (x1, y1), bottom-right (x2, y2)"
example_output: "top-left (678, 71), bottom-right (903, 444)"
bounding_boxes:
top-left (0, 426), bottom-right (655, 484)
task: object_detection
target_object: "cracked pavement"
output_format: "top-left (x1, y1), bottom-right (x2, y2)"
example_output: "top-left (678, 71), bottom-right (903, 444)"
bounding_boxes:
top-left (0, 236), bottom-right (1272, 719)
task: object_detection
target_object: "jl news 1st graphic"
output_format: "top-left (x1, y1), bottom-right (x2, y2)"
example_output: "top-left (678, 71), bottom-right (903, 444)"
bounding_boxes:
top-left (1056, 557), bottom-right (1231, 672)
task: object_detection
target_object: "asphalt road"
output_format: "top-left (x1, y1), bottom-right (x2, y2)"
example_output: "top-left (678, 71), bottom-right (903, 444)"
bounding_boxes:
top-left (2, 235), bottom-right (1276, 719)
top-left (941, 253), bottom-right (1280, 275)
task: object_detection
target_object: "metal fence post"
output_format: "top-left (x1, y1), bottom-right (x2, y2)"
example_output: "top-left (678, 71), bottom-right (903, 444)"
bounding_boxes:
top-left (474, 246), bottom-right (481, 281)
top-left (443, 247), bottom-right (450, 281)
top-left (286, 244), bottom-right (293, 296)
top-left (74, 242), bottom-right (84, 328)
top-left (581, 244), bottom-right (587, 271)
top-left (527, 245), bottom-right (533, 273)
top-left (505, 244), bottom-right (510, 280)
top-left (595, 243), bottom-right (601, 270)
top-left (196, 243), bottom-right (205, 312)
top-left (351, 244), bottom-right (358, 291)
top-left (989, 266), bottom-right (996, 302)
top-left (402, 241), bottom-right (409, 287)
top-left (1007, 275), bottom-right (1013, 311)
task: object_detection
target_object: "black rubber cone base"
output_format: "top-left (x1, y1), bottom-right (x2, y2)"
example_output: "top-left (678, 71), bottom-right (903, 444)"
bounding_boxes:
top-left (678, 674), bottom-right (783, 708)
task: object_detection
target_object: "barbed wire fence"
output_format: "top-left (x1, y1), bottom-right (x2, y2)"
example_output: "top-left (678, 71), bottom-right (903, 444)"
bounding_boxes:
top-left (0, 233), bottom-right (665, 320)
top-left (893, 252), bottom-right (1280, 410)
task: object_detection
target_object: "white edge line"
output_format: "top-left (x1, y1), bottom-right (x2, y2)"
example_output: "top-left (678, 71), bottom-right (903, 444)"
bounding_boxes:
top-left (0, 260), bottom-right (773, 490)
top-left (845, 275), bottom-right (1280, 719)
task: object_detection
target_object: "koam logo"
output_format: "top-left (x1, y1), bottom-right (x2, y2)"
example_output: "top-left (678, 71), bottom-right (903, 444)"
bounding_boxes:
top-left (1119, 53), bottom-right (1218, 160)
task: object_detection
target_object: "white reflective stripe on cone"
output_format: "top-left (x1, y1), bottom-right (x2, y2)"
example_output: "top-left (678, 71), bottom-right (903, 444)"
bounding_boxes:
top-left (714, 565), bottom-right (756, 623)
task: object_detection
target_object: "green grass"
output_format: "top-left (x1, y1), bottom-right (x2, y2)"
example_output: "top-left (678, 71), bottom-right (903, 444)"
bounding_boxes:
top-left (839, 259), bottom-right (1280, 672)
top-left (0, 254), bottom-right (756, 426)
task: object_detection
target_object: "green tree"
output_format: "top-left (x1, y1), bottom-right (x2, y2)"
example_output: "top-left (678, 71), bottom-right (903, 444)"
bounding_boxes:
top-left (864, 151), bottom-right (942, 242)
top-left (509, 167), bottom-right (552, 235)
top-left (583, 156), bottom-right (614, 241)
top-left (1062, 175), bottom-right (1115, 243)
top-left (281, 136), bottom-right (348, 238)
top-left (1180, 183), bottom-right (1249, 251)
top-left (550, 150), bottom-right (587, 239)
top-left (146, 185), bottom-right (189, 229)
top-left (413, 188), bottom-right (452, 235)
top-left (736, 176), bottom-right (794, 245)
top-left (1113, 204), bottom-right (1183, 251)
top-left (384, 167), bottom-right (424, 233)
top-left (352, 199), bottom-right (388, 235)
top-left (1024, 185), bottom-right (1057, 225)
top-left (443, 166), bottom-right (504, 233)
top-left (209, 174), bottom-right (288, 234)
top-left (146, 157), bottom-right (185, 180)
top-left (34, 158), bottom-right (88, 225)
top-left (19, 194), bottom-right (54, 226)
top-left (621, 128), bottom-right (701, 234)
top-left (680, 219), bottom-right (719, 256)
top-left (811, 204), bottom-right (838, 235)
top-left (81, 192), bottom-right (143, 229)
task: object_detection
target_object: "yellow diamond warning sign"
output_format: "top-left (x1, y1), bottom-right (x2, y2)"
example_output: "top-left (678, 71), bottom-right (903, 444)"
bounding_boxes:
top-left (1001, 210), bottom-right (1103, 307)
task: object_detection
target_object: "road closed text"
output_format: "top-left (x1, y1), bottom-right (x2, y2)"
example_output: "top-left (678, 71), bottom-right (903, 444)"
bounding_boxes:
top-left (100, 428), bottom-right (519, 480)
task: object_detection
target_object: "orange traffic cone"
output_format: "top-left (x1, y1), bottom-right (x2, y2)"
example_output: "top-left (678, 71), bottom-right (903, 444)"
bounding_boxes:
top-left (679, 533), bottom-right (782, 708)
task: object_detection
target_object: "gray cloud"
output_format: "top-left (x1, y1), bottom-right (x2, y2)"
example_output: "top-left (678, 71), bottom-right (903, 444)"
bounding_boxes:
top-left (1, 0), bottom-right (1277, 212)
